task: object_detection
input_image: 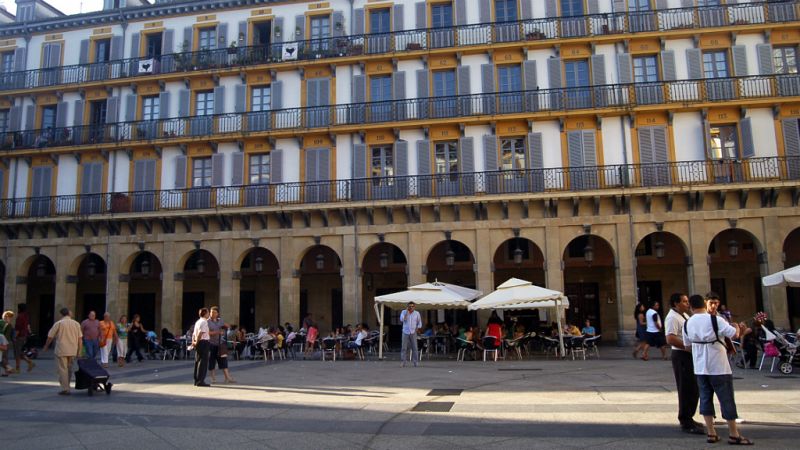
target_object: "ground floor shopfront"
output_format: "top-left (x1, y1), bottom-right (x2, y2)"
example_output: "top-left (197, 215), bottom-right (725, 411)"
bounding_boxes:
top-left (2, 191), bottom-right (799, 343)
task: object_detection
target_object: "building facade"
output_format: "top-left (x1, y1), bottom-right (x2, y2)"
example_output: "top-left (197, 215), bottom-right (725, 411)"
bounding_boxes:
top-left (0, 0), bottom-right (799, 342)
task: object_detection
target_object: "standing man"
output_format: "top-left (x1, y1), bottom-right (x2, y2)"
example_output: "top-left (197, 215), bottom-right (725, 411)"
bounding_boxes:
top-left (14, 304), bottom-right (35, 373)
top-left (42, 308), bottom-right (83, 395)
top-left (207, 306), bottom-right (235, 384)
top-left (665, 293), bottom-right (703, 435)
top-left (191, 308), bottom-right (211, 387)
top-left (645, 301), bottom-right (668, 360)
top-left (81, 311), bottom-right (100, 360)
top-left (399, 301), bottom-right (422, 367)
top-left (683, 295), bottom-right (752, 445)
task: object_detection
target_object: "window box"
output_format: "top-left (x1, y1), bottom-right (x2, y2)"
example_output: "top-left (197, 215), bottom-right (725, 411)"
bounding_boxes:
top-left (406, 42), bottom-right (423, 50)
top-left (526, 31), bottom-right (545, 40)
top-left (111, 193), bottom-right (130, 213)
top-left (349, 44), bottom-right (364, 56)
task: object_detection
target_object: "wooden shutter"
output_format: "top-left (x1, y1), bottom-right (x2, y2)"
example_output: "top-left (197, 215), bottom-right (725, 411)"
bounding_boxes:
top-left (417, 140), bottom-right (430, 174)
top-left (653, 127), bottom-right (668, 164)
top-left (655, 0), bottom-right (668, 10)
top-left (617, 53), bottom-right (633, 84)
top-left (547, 57), bottom-right (562, 89)
top-left (124, 95), bottom-right (137, 122)
top-left (72, 101), bottom-right (84, 127)
top-left (457, 66), bottom-right (471, 95)
top-left (395, 141), bottom-right (408, 176)
top-left (481, 64), bottom-right (495, 92)
top-left (305, 149), bottom-right (318, 182)
top-left (591, 54), bottom-right (606, 85)
top-left (523, 60), bottom-right (537, 90)
top-left (134, 159), bottom-right (156, 191)
top-left (318, 148), bottom-right (330, 181)
top-left (521, 0), bottom-right (533, 20)
top-left (130, 33), bottom-right (140, 58)
top-left (740, 117), bottom-right (755, 158)
top-left (416, 69), bottom-right (429, 97)
top-left (235, 85), bottom-right (246, 113)
top-left (393, 4), bottom-right (404, 31)
top-left (178, 90), bottom-right (190, 117)
top-left (32, 166), bottom-right (52, 197)
top-left (528, 132), bottom-right (544, 170)
top-left (82, 162), bottom-right (103, 194)
top-left (238, 21), bottom-right (248, 46)
top-left (353, 75), bottom-right (367, 103)
top-left (45, 42), bottom-right (62, 68)
top-left (214, 86), bottom-right (225, 115)
top-left (638, 127), bottom-right (655, 165)
top-left (272, 17), bottom-right (284, 43)
top-left (568, 131), bottom-right (584, 167)
top-left (25, 105), bottom-right (34, 130)
top-left (79, 40), bottom-right (90, 65)
top-left (392, 71), bottom-right (406, 99)
top-left (703, 118), bottom-right (713, 159)
top-left (159, 92), bottom-right (170, 119)
top-left (661, 50), bottom-right (676, 81)
top-left (686, 48), bottom-right (703, 79)
top-left (415, 2), bottom-right (427, 29)
top-left (55, 101), bottom-right (68, 128)
top-left (460, 137), bottom-right (474, 173)
top-left (545, 0), bottom-right (558, 18)
top-left (332, 11), bottom-right (345, 37)
top-left (174, 155), bottom-right (187, 189)
top-left (211, 153), bottom-right (225, 187)
top-left (271, 81), bottom-right (283, 109)
top-left (9, 106), bottom-right (21, 131)
top-left (582, 130), bottom-right (597, 167)
top-left (783, 118), bottom-right (800, 157)
top-left (612, 0), bottom-right (626, 12)
top-left (483, 134), bottom-right (498, 170)
top-left (231, 152), bottom-right (244, 185)
top-left (353, 143), bottom-right (367, 178)
top-left (455, 0), bottom-right (467, 25)
top-left (295, 15), bottom-right (305, 40)
top-left (110, 36), bottom-right (123, 60)
top-left (163, 29), bottom-right (174, 54)
top-left (270, 149), bottom-right (283, 184)
top-left (13, 48), bottom-right (25, 71)
top-left (732, 45), bottom-right (748, 77)
top-left (756, 44), bottom-right (774, 75)
top-left (479, 0), bottom-right (491, 23)
top-left (588, 0), bottom-right (600, 15)
top-left (354, 9), bottom-right (365, 35)
top-left (183, 26), bottom-right (193, 51)
top-left (216, 23), bottom-right (228, 48)
top-left (106, 97), bottom-right (119, 123)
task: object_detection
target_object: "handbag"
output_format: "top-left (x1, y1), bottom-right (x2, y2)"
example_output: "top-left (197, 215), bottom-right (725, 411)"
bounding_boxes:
top-left (710, 314), bottom-right (736, 356)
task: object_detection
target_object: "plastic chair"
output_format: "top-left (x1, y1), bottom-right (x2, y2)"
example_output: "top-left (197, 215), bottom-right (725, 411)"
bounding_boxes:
top-left (583, 335), bottom-right (601, 359)
top-left (482, 336), bottom-right (500, 362)
top-left (566, 336), bottom-right (586, 360)
top-left (504, 337), bottom-right (525, 360)
top-left (456, 338), bottom-right (476, 362)
top-left (321, 338), bottom-right (337, 361)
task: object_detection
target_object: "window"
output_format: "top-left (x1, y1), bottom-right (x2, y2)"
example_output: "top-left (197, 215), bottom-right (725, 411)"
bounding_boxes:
top-left (370, 8), bottom-right (391, 34)
top-left (192, 157), bottom-right (213, 187)
top-left (697, 0), bottom-right (721, 5)
top-left (41, 105), bottom-right (57, 129)
top-left (371, 145), bottom-right (394, 179)
top-left (628, 0), bottom-right (651, 11)
top-left (773, 46), bottom-right (799, 75)
top-left (0, 109), bottom-right (8, 134)
top-left (249, 154), bottom-right (270, 184)
top-left (633, 55), bottom-right (659, 82)
top-left (431, 2), bottom-right (453, 28)
top-left (252, 86), bottom-right (271, 112)
top-left (560, 0), bottom-right (584, 16)
top-left (497, 65), bottom-right (522, 92)
top-left (564, 60), bottom-right (590, 87)
top-left (94, 39), bottom-right (110, 63)
top-left (145, 34), bottom-right (163, 58)
top-left (435, 141), bottom-right (459, 176)
top-left (703, 50), bottom-right (729, 79)
top-left (142, 96), bottom-right (159, 121)
top-left (370, 75), bottom-right (392, 101)
top-left (433, 70), bottom-right (456, 97)
top-left (198, 27), bottom-right (217, 51)
top-left (310, 16), bottom-right (331, 40)
top-left (253, 22), bottom-right (271, 46)
top-left (495, 0), bottom-right (518, 22)
top-left (195, 91), bottom-right (214, 116)
top-left (1, 52), bottom-right (14, 73)
top-left (709, 124), bottom-right (738, 159)
top-left (500, 137), bottom-right (526, 170)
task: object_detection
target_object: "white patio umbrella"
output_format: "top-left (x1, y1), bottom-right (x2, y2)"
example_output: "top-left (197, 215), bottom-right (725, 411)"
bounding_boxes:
top-left (468, 278), bottom-right (570, 356)
top-left (373, 281), bottom-right (482, 359)
top-left (762, 264), bottom-right (800, 287)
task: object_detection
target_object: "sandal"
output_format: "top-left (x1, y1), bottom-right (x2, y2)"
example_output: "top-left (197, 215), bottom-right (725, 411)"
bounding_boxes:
top-left (728, 436), bottom-right (753, 446)
top-left (707, 435), bottom-right (720, 444)
top-left (641, 355), bottom-right (649, 361)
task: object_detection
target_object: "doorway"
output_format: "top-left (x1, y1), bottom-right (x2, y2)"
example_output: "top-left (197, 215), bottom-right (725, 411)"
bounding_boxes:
top-left (81, 294), bottom-right (106, 321)
top-left (182, 292), bottom-right (205, 334)
top-left (33, 294), bottom-right (55, 339)
top-left (239, 290), bottom-right (256, 333)
top-left (254, 21), bottom-right (271, 46)
top-left (129, 293), bottom-right (156, 331)
top-left (564, 282), bottom-right (600, 334)
top-left (331, 289), bottom-right (343, 330)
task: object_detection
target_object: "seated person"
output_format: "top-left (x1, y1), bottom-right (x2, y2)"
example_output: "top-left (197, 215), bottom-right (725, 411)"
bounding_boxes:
top-left (550, 322), bottom-right (560, 338)
top-left (347, 324), bottom-right (369, 349)
top-left (161, 327), bottom-right (176, 342)
top-left (485, 320), bottom-right (503, 349)
top-left (566, 322), bottom-right (582, 337)
top-left (275, 328), bottom-right (285, 350)
top-left (581, 319), bottom-right (596, 337)
top-left (422, 323), bottom-right (435, 337)
top-left (463, 326), bottom-right (474, 343)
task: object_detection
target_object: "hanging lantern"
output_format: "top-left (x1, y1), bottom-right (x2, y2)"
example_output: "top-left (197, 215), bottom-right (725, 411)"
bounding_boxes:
top-left (316, 253), bottom-right (325, 270)
top-left (445, 249), bottom-right (455, 268)
top-left (379, 252), bottom-right (389, 270)
top-left (583, 244), bottom-right (594, 264)
top-left (728, 239), bottom-right (739, 258)
top-left (140, 258), bottom-right (151, 276)
top-left (36, 261), bottom-right (46, 277)
top-left (196, 255), bottom-right (205, 274)
top-left (87, 260), bottom-right (97, 278)
top-left (654, 239), bottom-right (665, 259)
top-left (254, 255), bottom-right (264, 273)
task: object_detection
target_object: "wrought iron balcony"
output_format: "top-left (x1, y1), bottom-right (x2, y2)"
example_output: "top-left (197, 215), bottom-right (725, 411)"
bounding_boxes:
top-left (0, 1), bottom-right (795, 93)
top-left (2, 156), bottom-right (797, 220)
top-left (1, 73), bottom-right (798, 152)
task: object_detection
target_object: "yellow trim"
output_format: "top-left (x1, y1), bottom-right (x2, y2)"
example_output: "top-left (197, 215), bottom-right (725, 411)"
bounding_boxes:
top-left (561, 44), bottom-right (591, 59)
top-left (27, 157), bottom-right (56, 201)
top-left (193, 22), bottom-right (221, 51)
top-left (496, 120), bottom-right (527, 137)
top-left (775, 117), bottom-right (787, 158)
top-left (88, 35), bottom-right (112, 64)
top-left (303, 11), bottom-right (334, 41)
top-left (246, 17), bottom-right (275, 46)
top-left (39, 40), bottom-right (64, 67)
top-left (243, 140), bottom-right (270, 153)
top-left (139, 29), bottom-right (165, 57)
top-left (365, 60), bottom-right (393, 74)
top-left (771, 29), bottom-right (800, 44)
top-left (364, 3), bottom-right (393, 34)
top-left (629, 38), bottom-right (660, 55)
top-left (0, 39), bottom-right (16, 48)
top-left (250, 8), bottom-right (273, 17)
top-left (707, 107), bottom-right (741, 124)
top-left (429, 124), bottom-right (459, 141)
top-left (493, 49), bottom-right (524, 64)
top-left (698, 33), bottom-right (731, 49)
top-left (365, 130), bottom-right (395, 145)
top-left (196, 15), bottom-right (217, 23)
top-left (127, 149), bottom-right (163, 192)
top-left (189, 77), bottom-right (215, 90)
top-left (143, 21), bottom-right (163, 29)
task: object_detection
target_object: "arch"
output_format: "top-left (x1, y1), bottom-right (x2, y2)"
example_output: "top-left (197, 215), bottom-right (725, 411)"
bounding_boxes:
top-left (707, 228), bottom-right (764, 322)
top-left (635, 231), bottom-right (690, 314)
top-left (299, 244), bottom-right (344, 334)
top-left (75, 253), bottom-right (108, 320)
top-left (299, 245), bottom-right (342, 273)
top-left (562, 234), bottom-right (617, 339)
top-left (238, 247), bottom-right (281, 333)
top-left (361, 242), bottom-right (408, 325)
top-left (25, 254), bottom-right (57, 335)
top-left (562, 234), bottom-right (615, 267)
top-left (128, 251), bottom-right (164, 331)
top-left (426, 239), bottom-right (475, 274)
top-left (492, 237), bottom-right (545, 288)
top-left (783, 227), bottom-right (800, 267)
top-left (238, 247), bottom-right (280, 275)
top-left (179, 249), bottom-right (221, 332)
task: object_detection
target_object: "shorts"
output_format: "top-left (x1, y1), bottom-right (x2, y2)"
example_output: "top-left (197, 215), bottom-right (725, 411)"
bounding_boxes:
top-left (209, 345), bottom-right (228, 370)
top-left (645, 331), bottom-right (665, 347)
top-left (13, 336), bottom-right (27, 358)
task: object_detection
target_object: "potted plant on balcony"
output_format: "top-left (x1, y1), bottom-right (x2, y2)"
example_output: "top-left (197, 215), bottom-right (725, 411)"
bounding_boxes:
top-left (406, 42), bottom-right (423, 50)
top-left (273, 25), bottom-right (282, 39)
top-left (228, 41), bottom-right (238, 55)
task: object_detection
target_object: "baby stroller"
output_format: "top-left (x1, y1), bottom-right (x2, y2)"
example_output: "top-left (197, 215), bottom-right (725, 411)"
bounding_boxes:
top-left (763, 326), bottom-right (798, 374)
top-left (23, 334), bottom-right (39, 359)
top-left (144, 331), bottom-right (164, 360)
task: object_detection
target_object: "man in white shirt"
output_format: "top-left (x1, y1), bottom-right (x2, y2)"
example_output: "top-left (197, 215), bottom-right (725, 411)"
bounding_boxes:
top-left (399, 302), bottom-right (422, 367)
top-left (192, 308), bottom-right (211, 387)
top-left (683, 295), bottom-right (752, 445)
top-left (664, 293), bottom-right (703, 435)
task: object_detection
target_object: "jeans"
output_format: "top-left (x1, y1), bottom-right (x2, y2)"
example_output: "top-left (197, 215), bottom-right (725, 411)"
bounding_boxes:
top-left (401, 332), bottom-right (419, 363)
top-left (83, 338), bottom-right (100, 360)
top-left (697, 374), bottom-right (738, 420)
top-left (671, 350), bottom-right (699, 426)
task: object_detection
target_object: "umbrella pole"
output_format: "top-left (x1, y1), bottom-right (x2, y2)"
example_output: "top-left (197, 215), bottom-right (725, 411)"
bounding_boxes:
top-left (378, 303), bottom-right (385, 359)
top-left (556, 299), bottom-right (565, 358)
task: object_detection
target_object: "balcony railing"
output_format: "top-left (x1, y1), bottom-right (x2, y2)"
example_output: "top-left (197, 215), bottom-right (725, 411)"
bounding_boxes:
top-left (3, 156), bottom-right (798, 220)
top-left (2, 73), bottom-right (798, 152)
top-left (0, 1), bottom-right (796, 92)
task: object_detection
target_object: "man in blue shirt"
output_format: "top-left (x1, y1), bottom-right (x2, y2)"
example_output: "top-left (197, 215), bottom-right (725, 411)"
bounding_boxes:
top-left (399, 302), bottom-right (422, 367)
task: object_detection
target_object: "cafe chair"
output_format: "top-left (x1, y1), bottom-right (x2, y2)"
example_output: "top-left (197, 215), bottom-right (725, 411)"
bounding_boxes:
top-left (482, 336), bottom-right (501, 362)
top-left (456, 338), bottom-right (476, 362)
top-left (583, 335), bottom-right (601, 359)
top-left (321, 338), bottom-right (337, 361)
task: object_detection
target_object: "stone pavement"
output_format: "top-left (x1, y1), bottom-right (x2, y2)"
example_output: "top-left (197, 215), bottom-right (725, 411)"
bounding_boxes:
top-left (1, 346), bottom-right (799, 450)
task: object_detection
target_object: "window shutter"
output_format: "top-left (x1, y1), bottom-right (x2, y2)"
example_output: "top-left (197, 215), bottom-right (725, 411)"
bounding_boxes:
top-left (295, 15), bottom-right (305, 40)
top-left (238, 21), bottom-right (248, 46)
top-left (231, 152), bottom-right (244, 185)
top-left (332, 11), bottom-right (345, 37)
top-left (417, 140), bottom-right (430, 174)
top-left (521, 0), bottom-right (533, 20)
top-left (655, 0), bottom-right (668, 10)
top-left (159, 92), bottom-right (170, 119)
top-left (528, 132), bottom-right (544, 170)
top-left (588, 0), bottom-right (600, 15)
top-left (416, 69), bottom-right (429, 97)
top-left (80, 163), bottom-right (93, 194)
top-left (178, 90), bottom-right (190, 117)
top-left (732, 45), bottom-right (748, 77)
top-left (163, 29), bottom-right (174, 54)
top-left (638, 127), bottom-right (655, 165)
top-left (567, 131), bottom-right (584, 167)
top-left (756, 44), bottom-right (774, 75)
top-left (479, 0), bottom-right (491, 23)
top-left (460, 137), bottom-right (474, 173)
top-left (272, 17), bottom-right (284, 43)
top-left (653, 126), bottom-right (668, 164)
top-left (55, 101), bottom-right (68, 128)
top-left (481, 63), bottom-right (495, 92)
top-left (392, 71), bottom-right (406, 99)
top-left (353, 143), bottom-right (367, 178)
top-left (270, 149), bottom-right (283, 183)
top-left (307, 78), bottom-right (319, 106)
top-left (133, 160), bottom-right (146, 191)
top-left (545, 0), bottom-right (557, 18)
top-left (47, 42), bottom-right (62, 67)
top-left (582, 130), bottom-right (597, 167)
top-left (783, 118), bottom-right (800, 157)
top-left (130, 33), bottom-right (140, 58)
top-left (617, 53), bottom-right (633, 84)
top-left (661, 50), bottom-right (676, 81)
top-left (547, 57), bottom-right (562, 88)
top-left (305, 149), bottom-right (317, 182)
top-left (271, 81), bottom-right (283, 109)
top-left (211, 153), bottom-right (225, 187)
top-left (174, 155), bottom-right (187, 189)
top-left (523, 60), bottom-right (537, 91)
top-left (680, 0), bottom-right (692, 7)
top-left (32, 166), bottom-right (52, 198)
top-left (216, 23), bottom-right (228, 49)
top-left (106, 97), bottom-right (119, 123)
top-left (686, 48), bottom-right (703, 79)
top-left (591, 54), bottom-right (606, 85)
top-left (124, 95), bottom-right (137, 122)
top-left (457, 65), bottom-right (471, 95)
top-left (144, 159), bottom-right (156, 191)
top-left (235, 85), bottom-right (246, 113)
top-left (214, 86), bottom-right (225, 115)
top-left (9, 106), bottom-right (21, 131)
top-left (740, 117), bottom-right (755, 158)
top-left (393, 4), bottom-right (404, 31)
top-left (318, 149), bottom-right (330, 181)
top-left (353, 74), bottom-right (367, 103)
top-left (110, 36), bottom-right (123, 61)
top-left (354, 9), bottom-right (365, 35)
top-left (703, 118), bottom-right (713, 159)
top-left (395, 140), bottom-right (408, 176)
top-left (183, 26), bottom-right (193, 51)
top-left (483, 134), bottom-right (498, 171)
top-left (415, 2), bottom-right (427, 29)
top-left (612, 0), bottom-right (626, 12)
top-left (13, 48), bottom-right (25, 71)
top-left (79, 40), bottom-right (90, 65)
top-left (455, 0), bottom-right (467, 25)
top-left (25, 105), bottom-right (34, 130)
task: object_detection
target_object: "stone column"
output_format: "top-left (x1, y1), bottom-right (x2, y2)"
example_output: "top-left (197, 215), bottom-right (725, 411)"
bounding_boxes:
top-left (55, 248), bottom-right (76, 314)
top-left (104, 243), bottom-right (122, 319)
top-left (545, 224), bottom-right (564, 326)
top-left (218, 240), bottom-right (235, 317)
top-left (3, 249), bottom-right (22, 311)
top-left (616, 222), bottom-right (637, 346)
top-left (763, 216), bottom-right (789, 328)
top-left (688, 221), bottom-right (711, 297)
top-left (279, 235), bottom-right (299, 325)
top-left (474, 229), bottom-right (493, 296)
top-left (161, 241), bottom-right (179, 332)
top-left (341, 233), bottom-right (358, 326)
top-left (407, 230), bottom-right (426, 286)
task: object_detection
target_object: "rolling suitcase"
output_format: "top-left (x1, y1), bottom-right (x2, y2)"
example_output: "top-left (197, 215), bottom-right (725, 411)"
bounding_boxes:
top-left (74, 358), bottom-right (113, 396)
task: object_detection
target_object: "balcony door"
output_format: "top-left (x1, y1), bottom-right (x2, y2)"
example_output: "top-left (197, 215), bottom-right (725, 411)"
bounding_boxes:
top-left (306, 78), bottom-right (330, 127)
top-left (368, 8), bottom-right (391, 54)
top-left (560, 0), bottom-right (587, 37)
top-left (245, 153), bottom-right (271, 206)
top-left (80, 162), bottom-right (104, 215)
top-left (432, 70), bottom-right (457, 118)
top-left (305, 148), bottom-right (330, 203)
top-left (703, 50), bottom-right (735, 101)
top-left (430, 2), bottom-right (454, 48)
top-left (132, 159), bottom-right (157, 212)
top-left (628, 0), bottom-right (656, 32)
top-left (494, 0), bottom-right (519, 42)
top-left (564, 59), bottom-right (591, 109)
top-left (567, 129), bottom-right (598, 190)
top-left (369, 75), bottom-right (393, 122)
top-left (189, 157), bottom-right (212, 209)
top-left (30, 166), bottom-right (52, 217)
